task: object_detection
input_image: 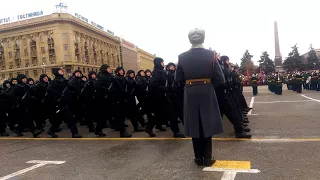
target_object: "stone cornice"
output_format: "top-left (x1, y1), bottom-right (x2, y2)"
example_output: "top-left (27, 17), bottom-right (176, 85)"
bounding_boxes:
top-left (137, 47), bottom-right (156, 58)
top-left (0, 13), bottom-right (120, 43)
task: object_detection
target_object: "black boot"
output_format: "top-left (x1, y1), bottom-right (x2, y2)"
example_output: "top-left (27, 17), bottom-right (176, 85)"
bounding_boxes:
top-left (47, 130), bottom-right (58, 138)
top-left (0, 132), bottom-right (9, 136)
top-left (243, 127), bottom-right (251, 132)
top-left (72, 134), bottom-right (82, 138)
top-left (145, 128), bottom-right (156, 137)
top-left (32, 129), bottom-right (42, 138)
top-left (155, 126), bottom-right (166, 132)
top-left (134, 127), bottom-right (144, 132)
top-left (14, 129), bottom-right (23, 137)
top-left (235, 132), bottom-right (252, 138)
top-left (95, 131), bottom-right (106, 137)
top-left (120, 132), bottom-right (132, 138)
top-left (173, 132), bottom-right (186, 138)
top-left (192, 138), bottom-right (203, 166)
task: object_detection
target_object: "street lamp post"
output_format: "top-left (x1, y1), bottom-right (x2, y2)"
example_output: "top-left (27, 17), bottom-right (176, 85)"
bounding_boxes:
top-left (41, 62), bottom-right (46, 74)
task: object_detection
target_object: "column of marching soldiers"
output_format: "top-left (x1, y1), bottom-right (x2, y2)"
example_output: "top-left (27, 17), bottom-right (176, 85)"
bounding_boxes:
top-left (0, 56), bottom-right (252, 139)
top-left (262, 71), bottom-right (320, 95)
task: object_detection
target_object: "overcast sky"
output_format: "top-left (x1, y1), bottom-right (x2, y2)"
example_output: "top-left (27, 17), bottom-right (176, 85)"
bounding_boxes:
top-left (1, 0), bottom-right (319, 65)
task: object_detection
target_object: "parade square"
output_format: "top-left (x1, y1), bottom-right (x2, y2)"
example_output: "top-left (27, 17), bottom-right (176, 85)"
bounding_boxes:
top-left (1, 86), bottom-right (320, 180)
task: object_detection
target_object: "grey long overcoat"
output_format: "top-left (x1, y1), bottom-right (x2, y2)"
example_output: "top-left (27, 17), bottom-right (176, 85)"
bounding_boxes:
top-left (175, 48), bottom-right (225, 138)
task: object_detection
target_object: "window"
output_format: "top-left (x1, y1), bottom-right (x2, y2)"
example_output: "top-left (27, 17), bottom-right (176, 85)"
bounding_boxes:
top-left (16, 72), bottom-right (21, 76)
top-left (9, 62), bottom-right (13, 69)
top-left (87, 68), bottom-right (89, 72)
top-left (63, 44), bottom-right (68, 51)
top-left (62, 33), bottom-right (67, 40)
top-left (24, 49), bottom-right (28, 56)
top-left (41, 47), bottom-right (45, 54)
top-left (1, 74), bottom-right (4, 79)
top-left (8, 52), bottom-right (12, 58)
top-left (25, 59), bottom-right (29, 67)
top-left (42, 57), bottom-right (46, 64)
top-left (23, 39), bottom-right (27, 46)
top-left (33, 70), bottom-right (38, 77)
top-left (25, 71), bottom-right (29, 77)
top-left (15, 40), bottom-right (19, 46)
top-left (83, 68), bottom-right (85, 74)
top-left (78, 67), bottom-right (80, 70)
top-left (7, 40), bottom-right (11, 48)
top-left (9, 73), bottom-right (13, 78)
top-left (40, 35), bottom-right (44, 42)
top-left (64, 55), bottom-right (69, 61)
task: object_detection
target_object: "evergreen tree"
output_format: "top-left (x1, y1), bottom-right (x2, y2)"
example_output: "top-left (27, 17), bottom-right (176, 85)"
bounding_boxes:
top-left (240, 50), bottom-right (254, 75)
top-left (258, 51), bottom-right (275, 74)
top-left (306, 44), bottom-right (320, 70)
top-left (283, 44), bottom-right (304, 71)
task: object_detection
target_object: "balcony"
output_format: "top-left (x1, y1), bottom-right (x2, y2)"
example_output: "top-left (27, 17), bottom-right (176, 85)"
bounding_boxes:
top-left (48, 38), bottom-right (54, 45)
top-left (30, 41), bottom-right (36, 47)
top-left (49, 49), bottom-right (55, 55)
top-left (75, 48), bottom-right (80, 55)
top-left (14, 54), bottom-right (20, 60)
top-left (49, 44), bottom-right (54, 50)
top-left (31, 51), bottom-right (37, 57)
top-left (14, 45), bottom-right (20, 50)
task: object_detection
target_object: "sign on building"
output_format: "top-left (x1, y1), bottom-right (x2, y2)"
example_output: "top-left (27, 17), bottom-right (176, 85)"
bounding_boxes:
top-left (54, 3), bottom-right (68, 13)
top-left (0, 10), bottom-right (44, 25)
top-left (121, 38), bottom-right (137, 52)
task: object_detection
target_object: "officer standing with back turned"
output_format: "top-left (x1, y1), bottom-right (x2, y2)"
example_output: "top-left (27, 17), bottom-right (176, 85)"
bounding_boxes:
top-left (175, 28), bottom-right (225, 167)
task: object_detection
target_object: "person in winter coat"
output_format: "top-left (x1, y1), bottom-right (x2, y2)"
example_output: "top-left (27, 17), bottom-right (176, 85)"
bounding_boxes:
top-left (125, 70), bottom-right (145, 131)
top-left (82, 71), bottom-right (98, 133)
top-left (11, 74), bottom-right (42, 137)
top-left (68, 70), bottom-right (85, 125)
top-left (175, 28), bottom-right (224, 166)
top-left (95, 65), bottom-right (115, 136)
top-left (146, 57), bottom-right (185, 138)
top-left (45, 68), bottom-right (82, 138)
top-left (113, 67), bottom-right (132, 138)
top-left (28, 74), bottom-right (50, 131)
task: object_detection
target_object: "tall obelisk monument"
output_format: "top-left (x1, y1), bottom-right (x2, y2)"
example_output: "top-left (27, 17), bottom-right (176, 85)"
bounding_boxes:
top-left (274, 21), bottom-right (283, 70)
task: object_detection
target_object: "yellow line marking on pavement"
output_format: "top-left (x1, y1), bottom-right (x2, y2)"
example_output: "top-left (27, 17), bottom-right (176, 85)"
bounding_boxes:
top-left (1, 137), bottom-right (320, 141)
top-left (212, 160), bottom-right (251, 169)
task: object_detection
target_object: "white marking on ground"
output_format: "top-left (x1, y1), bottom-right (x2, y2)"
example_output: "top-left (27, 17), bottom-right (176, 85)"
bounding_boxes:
top-left (247, 114), bottom-right (258, 116)
top-left (254, 100), bottom-right (313, 104)
top-left (301, 94), bottom-right (320, 103)
top-left (0, 160), bottom-right (66, 180)
top-left (248, 97), bottom-right (255, 115)
top-left (203, 168), bottom-right (260, 180)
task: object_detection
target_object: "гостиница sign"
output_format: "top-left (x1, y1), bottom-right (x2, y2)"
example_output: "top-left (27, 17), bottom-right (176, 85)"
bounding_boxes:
top-left (74, 13), bottom-right (114, 36)
top-left (0, 10), bottom-right (43, 25)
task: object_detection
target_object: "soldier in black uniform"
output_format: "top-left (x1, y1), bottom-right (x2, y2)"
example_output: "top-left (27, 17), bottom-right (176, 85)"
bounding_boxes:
top-left (250, 74), bottom-right (258, 96)
top-left (175, 28), bottom-right (225, 166)
top-left (11, 74), bottom-right (42, 137)
top-left (45, 68), bottom-right (82, 138)
top-left (82, 71), bottom-right (98, 133)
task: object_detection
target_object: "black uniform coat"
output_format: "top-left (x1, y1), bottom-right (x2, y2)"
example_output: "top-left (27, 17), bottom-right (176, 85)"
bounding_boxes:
top-left (176, 48), bottom-right (224, 138)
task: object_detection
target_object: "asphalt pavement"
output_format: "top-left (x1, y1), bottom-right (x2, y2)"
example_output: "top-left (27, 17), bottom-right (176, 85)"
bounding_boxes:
top-left (1, 85), bottom-right (320, 180)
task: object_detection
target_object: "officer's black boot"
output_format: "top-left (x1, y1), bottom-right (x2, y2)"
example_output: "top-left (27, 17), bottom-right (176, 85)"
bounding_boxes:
top-left (145, 128), bottom-right (156, 137)
top-left (192, 138), bottom-right (203, 166)
top-left (202, 137), bottom-right (215, 167)
top-left (70, 125), bottom-right (82, 138)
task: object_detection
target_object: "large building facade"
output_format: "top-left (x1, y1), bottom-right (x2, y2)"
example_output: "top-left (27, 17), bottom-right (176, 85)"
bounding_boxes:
top-left (0, 13), bottom-right (121, 80)
top-left (137, 48), bottom-right (155, 71)
top-left (120, 38), bottom-right (138, 72)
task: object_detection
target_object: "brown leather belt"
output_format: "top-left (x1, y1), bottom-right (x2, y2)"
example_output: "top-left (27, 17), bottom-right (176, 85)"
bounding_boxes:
top-left (186, 78), bottom-right (211, 85)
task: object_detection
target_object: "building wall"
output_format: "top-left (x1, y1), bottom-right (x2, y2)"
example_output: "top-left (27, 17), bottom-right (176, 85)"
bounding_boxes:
top-left (137, 48), bottom-right (155, 71)
top-left (122, 47), bottom-right (138, 72)
top-left (120, 38), bottom-right (138, 72)
top-left (0, 13), bottom-right (121, 80)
